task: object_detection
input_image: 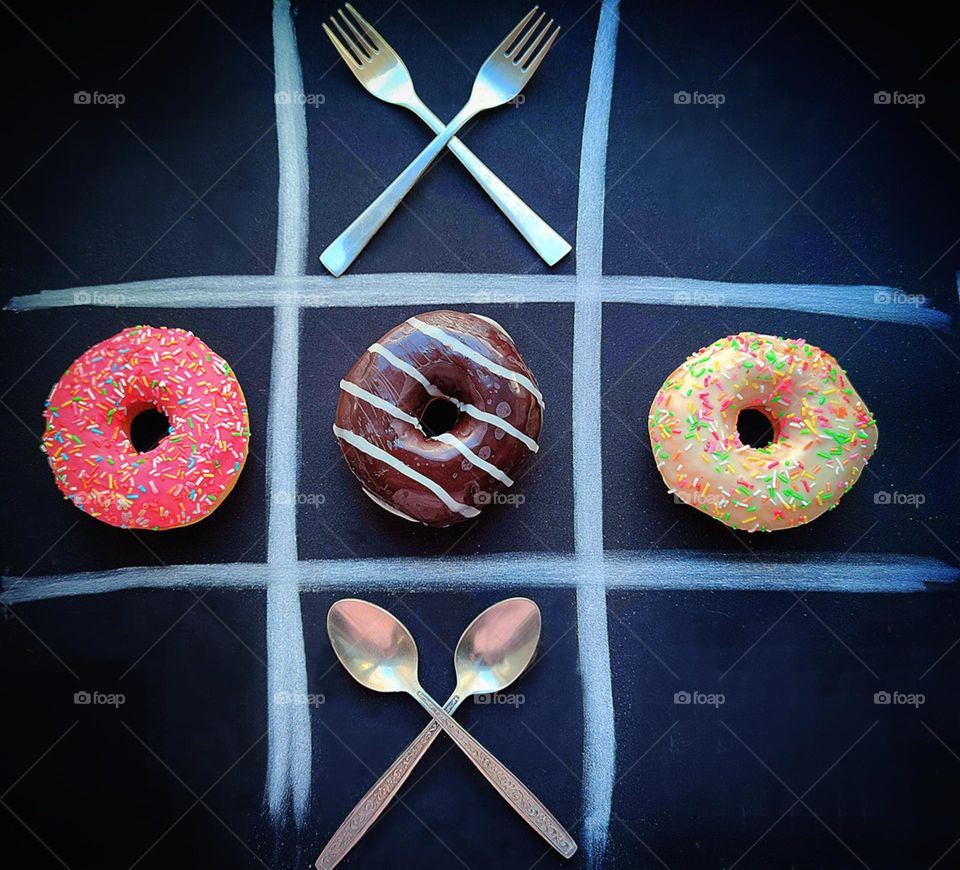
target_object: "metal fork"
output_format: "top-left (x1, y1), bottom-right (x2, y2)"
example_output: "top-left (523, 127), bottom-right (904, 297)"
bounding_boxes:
top-left (323, 4), bottom-right (570, 268)
top-left (320, 7), bottom-right (561, 276)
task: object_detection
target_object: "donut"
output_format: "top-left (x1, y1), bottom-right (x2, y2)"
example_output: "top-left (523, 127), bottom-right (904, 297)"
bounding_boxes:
top-left (334, 310), bottom-right (543, 526)
top-left (42, 325), bottom-right (250, 530)
top-left (648, 332), bottom-right (878, 532)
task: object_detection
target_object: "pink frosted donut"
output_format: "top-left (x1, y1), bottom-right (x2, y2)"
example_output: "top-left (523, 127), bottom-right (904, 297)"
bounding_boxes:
top-left (42, 325), bottom-right (250, 530)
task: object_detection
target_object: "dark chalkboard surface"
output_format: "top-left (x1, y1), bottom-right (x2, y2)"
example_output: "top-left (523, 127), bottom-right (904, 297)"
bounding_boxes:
top-left (2, 2), bottom-right (959, 869)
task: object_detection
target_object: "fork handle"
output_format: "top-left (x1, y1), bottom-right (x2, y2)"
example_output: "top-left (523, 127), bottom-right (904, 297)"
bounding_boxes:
top-left (412, 687), bottom-right (578, 859)
top-left (315, 693), bottom-right (462, 869)
top-left (408, 100), bottom-right (571, 266)
top-left (320, 105), bottom-right (475, 276)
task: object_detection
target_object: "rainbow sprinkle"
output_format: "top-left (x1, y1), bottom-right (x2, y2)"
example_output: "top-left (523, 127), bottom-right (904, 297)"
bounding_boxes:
top-left (647, 332), bottom-right (878, 533)
top-left (42, 325), bottom-right (251, 531)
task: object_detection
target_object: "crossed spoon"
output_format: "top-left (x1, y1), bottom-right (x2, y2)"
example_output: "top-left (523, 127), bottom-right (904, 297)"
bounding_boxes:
top-left (319, 598), bottom-right (577, 867)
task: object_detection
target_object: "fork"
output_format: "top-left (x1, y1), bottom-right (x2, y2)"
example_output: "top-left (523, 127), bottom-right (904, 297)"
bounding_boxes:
top-left (323, 4), bottom-right (571, 267)
top-left (320, 7), bottom-right (560, 276)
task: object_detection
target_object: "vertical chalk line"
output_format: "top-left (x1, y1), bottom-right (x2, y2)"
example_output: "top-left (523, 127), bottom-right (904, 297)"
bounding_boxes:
top-left (574, 0), bottom-right (619, 865)
top-left (267, 0), bottom-right (311, 826)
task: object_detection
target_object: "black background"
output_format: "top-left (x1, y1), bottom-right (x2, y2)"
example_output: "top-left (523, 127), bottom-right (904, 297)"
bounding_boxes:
top-left (2, 2), bottom-right (960, 869)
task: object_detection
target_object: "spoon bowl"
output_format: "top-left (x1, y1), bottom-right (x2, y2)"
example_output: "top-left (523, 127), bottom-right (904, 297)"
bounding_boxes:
top-left (323, 596), bottom-right (576, 862)
top-left (454, 597), bottom-right (540, 697)
top-left (327, 598), bottom-right (419, 694)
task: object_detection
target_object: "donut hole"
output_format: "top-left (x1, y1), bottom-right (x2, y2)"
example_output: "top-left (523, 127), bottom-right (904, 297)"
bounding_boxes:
top-left (420, 397), bottom-right (460, 438)
top-left (737, 407), bottom-right (778, 449)
top-left (128, 405), bottom-right (171, 453)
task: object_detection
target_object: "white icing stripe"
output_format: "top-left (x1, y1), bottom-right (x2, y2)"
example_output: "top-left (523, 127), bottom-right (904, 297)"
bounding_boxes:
top-left (362, 488), bottom-right (420, 523)
top-left (456, 403), bottom-right (540, 453)
top-left (340, 380), bottom-right (516, 486)
top-left (407, 316), bottom-right (545, 408)
top-left (433, 433), bottom-right (514, 486)
top-left (368, 342), bottom-right (444, 396)
top-left (472, 313), bottom-right (514, 341)
top-left (333, 425), bottom-right (480, 518)
top-left (368, 343), bottom-right (540, 453)
top-left (339, 380), bottom-right (419, 426)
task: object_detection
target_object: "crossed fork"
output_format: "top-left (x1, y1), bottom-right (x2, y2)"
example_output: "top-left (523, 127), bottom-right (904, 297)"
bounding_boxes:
top-left (321, 6), bottom-right (567, 276)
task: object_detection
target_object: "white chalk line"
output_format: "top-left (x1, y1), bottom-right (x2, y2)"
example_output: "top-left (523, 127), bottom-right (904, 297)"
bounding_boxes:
top-left (574, 1), bottom-right (619, 864)
top-left (2, 551), bottom-right (955, 604)
top-left (5, 273), bottom-right (951, 328)
top-left (266, 0), bottom-right (311, 827)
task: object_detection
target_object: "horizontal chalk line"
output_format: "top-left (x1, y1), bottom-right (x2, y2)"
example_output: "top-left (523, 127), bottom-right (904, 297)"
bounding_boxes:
top-left (2, 551), bottom-right (956, 604)
top-left (4, 273), bottom-right (951, 328)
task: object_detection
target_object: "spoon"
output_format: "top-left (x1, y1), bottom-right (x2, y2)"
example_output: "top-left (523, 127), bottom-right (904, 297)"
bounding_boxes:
top-left (318, 597), bottom-right (547, 868)
top-left (320, 598), bottom-right (577, 867)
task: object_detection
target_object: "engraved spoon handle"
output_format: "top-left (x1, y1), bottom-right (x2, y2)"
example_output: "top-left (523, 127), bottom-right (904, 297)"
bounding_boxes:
top-left (413, 687), bottom-right (577, 858)
top-left (315, 693), bottom-right (462, 869)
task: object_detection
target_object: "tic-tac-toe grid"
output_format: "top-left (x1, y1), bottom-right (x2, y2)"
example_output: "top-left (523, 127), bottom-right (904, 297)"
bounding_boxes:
top-left (3, 1), bottom-right (960, 868)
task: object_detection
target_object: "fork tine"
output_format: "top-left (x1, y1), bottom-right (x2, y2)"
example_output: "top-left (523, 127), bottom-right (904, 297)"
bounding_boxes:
top-left (517, 17), bottom-right (553, 67)
top-left (521, 24), bottom-right (559, 77)
top-left (331, 16), bottom-right (369, 63)
top-left (338, 7), bottom-right (377, 54)
top-left (496, 6), bottom-right (539, 56)
top-left (323, 21), bottom-right (363, 69)
top-left (344, 3), bottom-right (383, 53)
top-left (506, 11), bottom-right (544, 60)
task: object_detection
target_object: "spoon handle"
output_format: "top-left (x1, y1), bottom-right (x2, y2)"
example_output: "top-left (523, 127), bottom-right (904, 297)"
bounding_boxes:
top-left (413, 688), bottom-right (578, 859)
top-left (315, 693), bottom-right (463, 869)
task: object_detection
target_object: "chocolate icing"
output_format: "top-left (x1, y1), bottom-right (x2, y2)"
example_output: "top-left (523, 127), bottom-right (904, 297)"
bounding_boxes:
top-left (334, 310), bottom-right (543, 526)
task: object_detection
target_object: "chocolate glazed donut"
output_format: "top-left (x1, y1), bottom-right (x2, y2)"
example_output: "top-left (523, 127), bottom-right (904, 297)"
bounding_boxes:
top-left (334, 310), bottom-right (543, 526)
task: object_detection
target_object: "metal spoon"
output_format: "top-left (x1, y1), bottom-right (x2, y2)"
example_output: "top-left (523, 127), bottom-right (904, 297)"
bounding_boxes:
top-left (318, 597), bottom-right (546, 868)
top-left (322, 598), bottom-right (577, 866)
